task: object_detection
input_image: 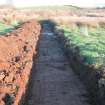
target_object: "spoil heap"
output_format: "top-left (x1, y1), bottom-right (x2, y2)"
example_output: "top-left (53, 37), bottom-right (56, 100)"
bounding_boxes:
top-left (0, 20), bottom-right (40, 105)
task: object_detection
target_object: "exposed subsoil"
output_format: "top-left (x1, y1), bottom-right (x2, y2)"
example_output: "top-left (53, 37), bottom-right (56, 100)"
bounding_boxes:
top-left (24, 25), bottom-right (91, 105)
top-left (0, 20), bottom-right (40, 105)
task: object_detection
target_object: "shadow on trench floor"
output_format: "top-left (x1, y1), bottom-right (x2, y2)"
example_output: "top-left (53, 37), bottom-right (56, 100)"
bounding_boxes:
top-left (22, 20), bottom-right (91, 105)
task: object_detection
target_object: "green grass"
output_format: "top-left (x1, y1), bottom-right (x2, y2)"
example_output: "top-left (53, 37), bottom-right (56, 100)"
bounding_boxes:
top-left (58, 26), bottom-right (105, 67)
top-left (0, 21), bottom-right (19, 35)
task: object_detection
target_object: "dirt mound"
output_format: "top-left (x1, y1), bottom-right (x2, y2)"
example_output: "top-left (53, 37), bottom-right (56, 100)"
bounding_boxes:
top-left (0, 20), bottom-right (41, 105)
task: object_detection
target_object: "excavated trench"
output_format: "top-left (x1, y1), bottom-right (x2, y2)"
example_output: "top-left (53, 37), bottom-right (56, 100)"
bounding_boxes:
top-left (23, 21), bottom-right (91, 105)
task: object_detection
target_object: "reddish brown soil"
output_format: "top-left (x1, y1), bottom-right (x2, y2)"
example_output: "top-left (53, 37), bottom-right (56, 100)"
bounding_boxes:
top-left (0, 20), bottom-right (40, 105)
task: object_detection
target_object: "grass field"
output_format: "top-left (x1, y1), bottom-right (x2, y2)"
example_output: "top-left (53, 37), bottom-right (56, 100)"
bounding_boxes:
top-left (0, 21), bottom-right (19, 35)
top-left (18, 5), bottom-right (79, 11)
top-left (58, 25), bottom-right (105, 68)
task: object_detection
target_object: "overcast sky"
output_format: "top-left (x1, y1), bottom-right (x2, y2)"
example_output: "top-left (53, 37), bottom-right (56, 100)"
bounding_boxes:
top-left (0, 0), bottom-right (105, 7)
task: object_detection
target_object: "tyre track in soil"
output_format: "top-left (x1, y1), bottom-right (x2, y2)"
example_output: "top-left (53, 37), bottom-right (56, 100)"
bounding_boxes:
top-left (24, 26), bottom-right (91, 105)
